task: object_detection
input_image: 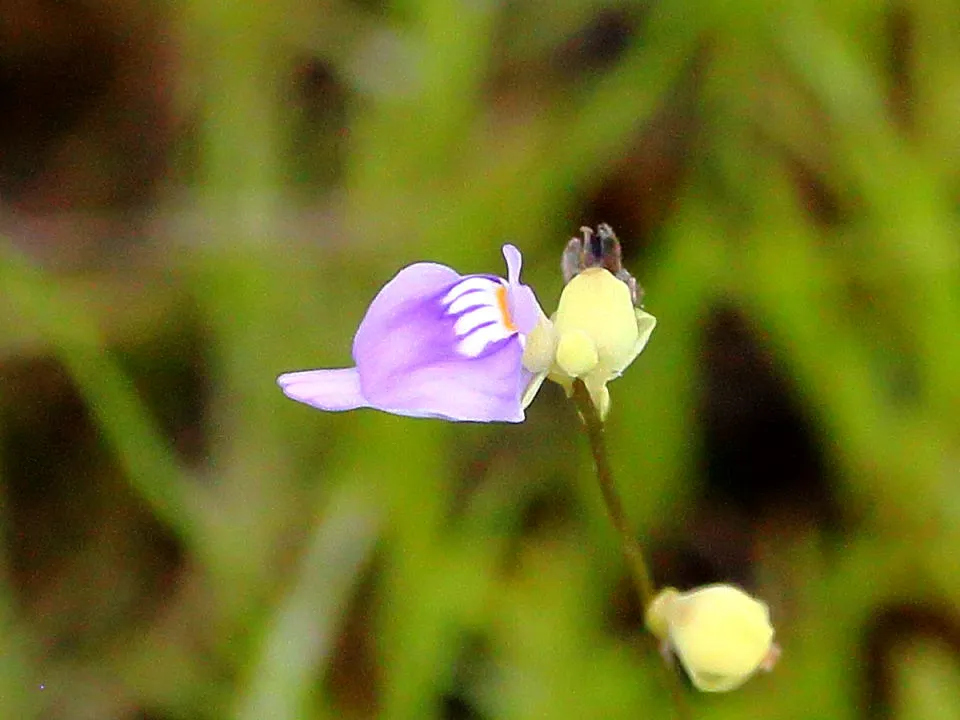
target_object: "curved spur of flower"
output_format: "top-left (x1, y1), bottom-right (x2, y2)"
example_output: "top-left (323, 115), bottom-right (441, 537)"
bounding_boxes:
top-left (277, 245), bottom-right (546, 422)
top-left (646, 584), bottom-right (779, 693)
top-left (520, 267), bottom-right (656, 419)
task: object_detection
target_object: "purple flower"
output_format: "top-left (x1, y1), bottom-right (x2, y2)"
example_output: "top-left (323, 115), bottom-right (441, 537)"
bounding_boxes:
top-left (277, 245), bottom-right (545, 422)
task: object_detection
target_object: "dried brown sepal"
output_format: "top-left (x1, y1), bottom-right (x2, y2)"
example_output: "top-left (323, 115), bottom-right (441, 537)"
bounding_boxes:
top-left (560, 224), bottom-right (643, 306)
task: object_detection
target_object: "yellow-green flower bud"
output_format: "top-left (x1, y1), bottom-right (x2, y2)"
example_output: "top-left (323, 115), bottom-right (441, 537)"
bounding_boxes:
top-left (646, 584), bottom-right (777, 692)
top-left (521, 267), bottom-right (656, 418)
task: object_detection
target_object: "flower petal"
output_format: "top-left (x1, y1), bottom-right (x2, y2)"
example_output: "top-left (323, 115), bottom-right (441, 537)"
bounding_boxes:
top-left (503, 243), bottom-right (523, 286)
top-left (555, 330), bottom-right (599, 377)
top-left (521, 369), bottom-right (548, 409)
top-left (353, 261), bottom-right (462, 360)
top-left (521, 316), bottom-right (557, 374)
top-left (351, 263), bottom-right (531, 422)
top-left (554, 267), bottom-right (638, 375)
top-left (277, 368), bottom-right (368, 411)
top-left (502, 244), bottom-right (542, 334)
top-left (634, 309), bottom-right (657, 356)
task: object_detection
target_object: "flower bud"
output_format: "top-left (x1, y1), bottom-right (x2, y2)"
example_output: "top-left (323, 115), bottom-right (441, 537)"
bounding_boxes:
top-left (646, 584), bottom-right (778, 692)
top-left (521, 267), bottom-right (656, 419)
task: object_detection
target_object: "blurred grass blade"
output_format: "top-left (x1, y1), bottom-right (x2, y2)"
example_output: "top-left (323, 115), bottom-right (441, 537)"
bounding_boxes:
top-left (233, 487), bottom-right (380, 720)
top-left (0, 247), bottom-right (200, 549)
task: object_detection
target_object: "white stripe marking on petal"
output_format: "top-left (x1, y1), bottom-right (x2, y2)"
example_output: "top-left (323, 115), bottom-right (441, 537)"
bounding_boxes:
top-left (454, 306), bottom-right (502, 336)
top-left (447, 291), bottom-right (495, 315)
top-left (441, 277), bottom-right (500, 305)
top-left (456, 323), bottom-right (514, 357)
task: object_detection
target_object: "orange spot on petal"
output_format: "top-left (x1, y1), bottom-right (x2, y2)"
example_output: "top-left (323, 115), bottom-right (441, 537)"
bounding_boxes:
top-left (495, 285), bottom-right (517, 332)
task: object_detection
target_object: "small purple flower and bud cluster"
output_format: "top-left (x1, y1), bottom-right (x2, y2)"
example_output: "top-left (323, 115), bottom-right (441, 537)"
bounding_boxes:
top-left (277, 227), bottom-right (779, 694)
top-left (278, 227), bottom-right (651, 422)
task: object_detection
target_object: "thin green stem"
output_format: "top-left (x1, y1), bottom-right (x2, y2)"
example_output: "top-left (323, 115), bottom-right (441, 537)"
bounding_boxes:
top-left (570, 380), bottom-right (656, 607)
top-left (570, 379), bottom-right (692, 720)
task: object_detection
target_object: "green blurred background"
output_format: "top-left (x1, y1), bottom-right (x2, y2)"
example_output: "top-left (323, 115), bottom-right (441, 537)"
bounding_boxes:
top-left (2, 0), bottom-right (959, 718)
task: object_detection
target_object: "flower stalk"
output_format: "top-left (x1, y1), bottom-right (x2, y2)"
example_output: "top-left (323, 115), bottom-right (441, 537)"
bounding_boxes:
top-left (570, 378), bottom-right (691, 720)
top-left (570, 379), bottom-right (655, 608)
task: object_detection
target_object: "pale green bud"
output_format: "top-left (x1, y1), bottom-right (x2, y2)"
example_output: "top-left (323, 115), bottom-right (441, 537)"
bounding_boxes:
top-left (646, 584), bottom-right (778, 692)
top-left (521, 268), bottom-right (656, 418)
